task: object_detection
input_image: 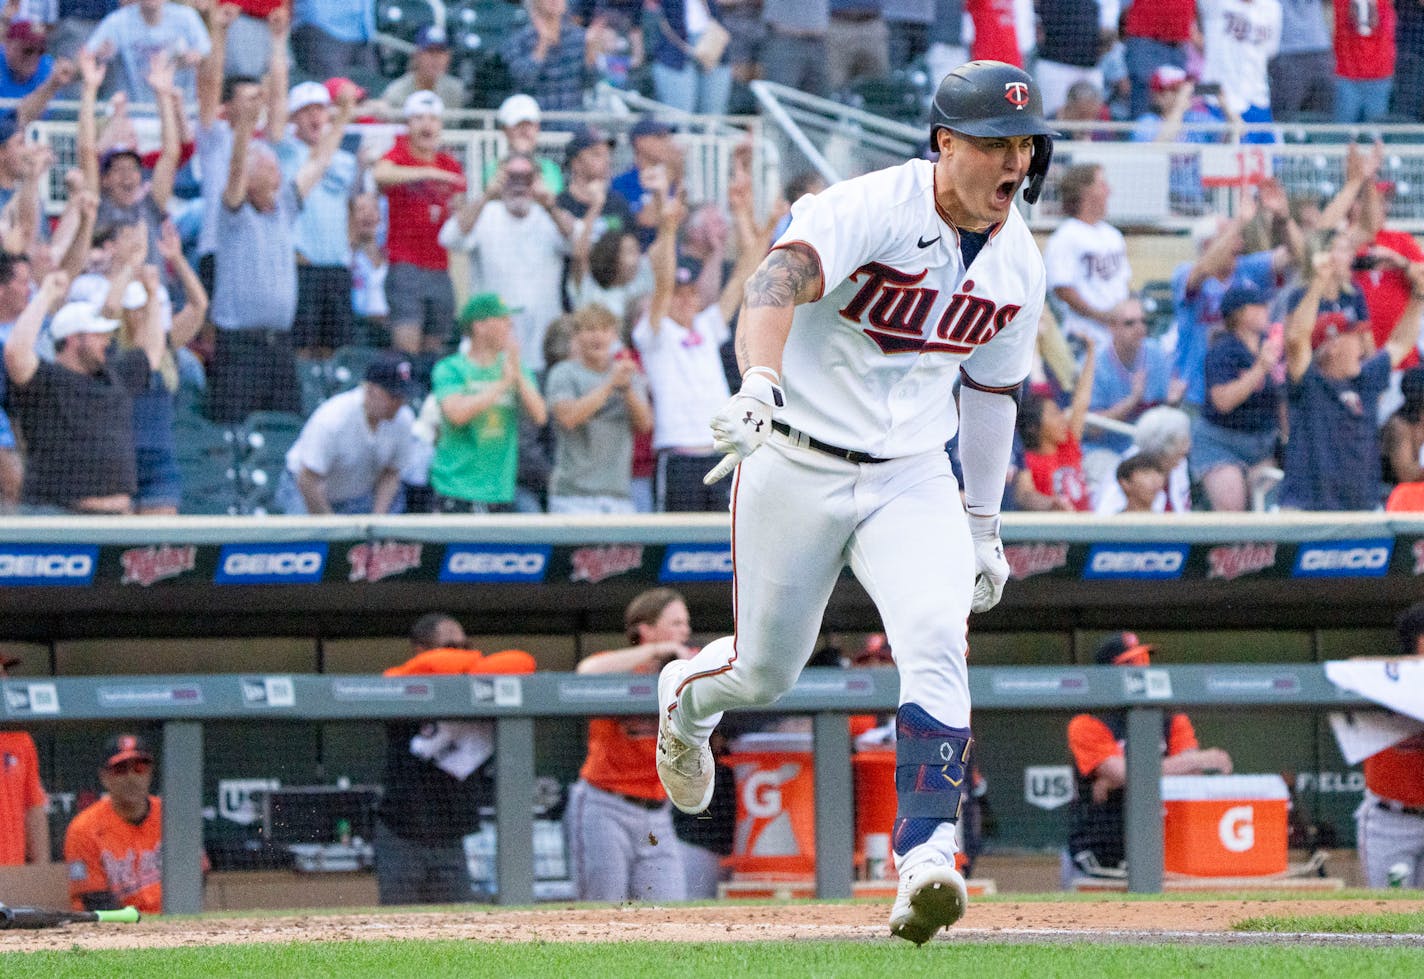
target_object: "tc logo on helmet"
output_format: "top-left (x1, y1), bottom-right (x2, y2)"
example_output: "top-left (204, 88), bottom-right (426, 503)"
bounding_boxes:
top-left (1004, 81), bottom-right (1030, 109)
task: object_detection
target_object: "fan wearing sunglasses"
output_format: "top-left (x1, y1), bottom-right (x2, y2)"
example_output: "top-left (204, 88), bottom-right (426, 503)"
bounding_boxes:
top-left (1064, 633), bottom-right (1234, 882)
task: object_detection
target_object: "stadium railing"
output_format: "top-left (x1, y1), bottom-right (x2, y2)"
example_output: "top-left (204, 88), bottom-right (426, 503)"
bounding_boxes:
top-left (4, 665), bottom-right (1369, 913)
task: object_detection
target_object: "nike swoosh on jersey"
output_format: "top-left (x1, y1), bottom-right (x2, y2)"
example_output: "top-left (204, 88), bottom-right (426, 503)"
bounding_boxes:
top-left (917, 235), bottom-right (941, 249)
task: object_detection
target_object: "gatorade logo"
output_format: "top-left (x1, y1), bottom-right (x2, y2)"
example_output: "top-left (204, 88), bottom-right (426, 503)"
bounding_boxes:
top-left (0, 546), bottom-right (98, 586)
top-left (1083, 545), bottom-right (1188, 580)
top-left (214, 544), bottom-right (328, 584)
top-left (440, 545), bottom-right (550, 582)
top-left (743, 763), bottom-right (800, 819)
top-left (1293, 540), bottom-right (1393, 578)
top-left (1219, 805), bottom-right (1255, 853)
top-left (660, 545), bottom-right (733, 582)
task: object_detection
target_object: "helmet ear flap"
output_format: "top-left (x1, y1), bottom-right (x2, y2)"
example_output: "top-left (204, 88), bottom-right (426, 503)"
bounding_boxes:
top-left (1023, 134), bottom-right (1054, 205)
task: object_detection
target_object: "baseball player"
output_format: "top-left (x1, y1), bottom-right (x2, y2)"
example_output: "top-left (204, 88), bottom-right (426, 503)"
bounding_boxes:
top-left (655, 61), bottom-right (1054, 944)
top-left (1355, 602), bottom-right (1424, 889)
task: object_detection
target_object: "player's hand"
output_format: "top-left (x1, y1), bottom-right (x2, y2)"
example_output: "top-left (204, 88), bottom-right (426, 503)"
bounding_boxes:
top-left (703, 370), bottom-right (784, 485)
top-left (967, 513), bottom-right (1009, 614)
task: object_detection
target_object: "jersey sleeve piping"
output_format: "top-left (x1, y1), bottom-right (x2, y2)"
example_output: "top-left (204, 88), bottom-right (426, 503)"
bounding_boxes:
top-left (959, 365), bottom-right (1024, 396)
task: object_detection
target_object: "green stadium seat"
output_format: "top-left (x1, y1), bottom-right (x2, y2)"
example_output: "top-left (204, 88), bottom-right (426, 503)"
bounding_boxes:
top-left (847, 72), bottom-right (925, 122)
top-left (448, 0), bottom-right (529, 108)
top-left (326, 345), bottom-right (385, 395)
top-left (1139, 279), bottom-right (1175, 338)
top-left (231, 411), bottom-right (305, 514)
top-left (375, 0), bottom-right (439, 78)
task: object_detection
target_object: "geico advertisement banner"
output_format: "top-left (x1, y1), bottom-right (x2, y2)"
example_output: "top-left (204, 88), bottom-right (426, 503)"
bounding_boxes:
top-left (214, 543), bottom-right (329, 584)
top-left (0, 545), bottom-right (98, 586)
top-left (0, 535), bottom-right (1415, 588)
top-left (440, 545), bottom-right (551, 583)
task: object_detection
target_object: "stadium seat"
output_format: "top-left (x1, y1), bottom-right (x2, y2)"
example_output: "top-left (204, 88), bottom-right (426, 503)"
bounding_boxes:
top-left (1139, 279), bottom-right (1175, 338)
top-left (846, 72), bottom-right (926, 122)
top-left (448, 0), bottom-right (529, 109)
top-left (174, 412), bottom-right (242, 515)
top-left (235, 411), bottom-right (306, 515)
top-left (326, 345), bottom-right (385, 395)
top-left (298, 358), bottom-right (330, 416)
top-left (375, 0), bottom-right (438, 78)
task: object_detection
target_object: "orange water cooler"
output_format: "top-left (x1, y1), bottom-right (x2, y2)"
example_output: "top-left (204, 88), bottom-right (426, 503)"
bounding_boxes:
top-left (724, 733), bottom-right (817, 877)
top-left (1161, 774), bottom-right (1289, 877)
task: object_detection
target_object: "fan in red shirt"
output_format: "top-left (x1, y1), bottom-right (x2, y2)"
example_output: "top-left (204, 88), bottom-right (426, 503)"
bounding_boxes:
top-left (1334, 0), bottom-right (1396, 122)
top-left (373, 90), bottom-right (466, 356)
top-left (966, 0), bottom-right (1021, 67)
top-left (1015, 338), bottom-right (1097, 512)
top-left (1355, 221), bottom-right (1424, 370)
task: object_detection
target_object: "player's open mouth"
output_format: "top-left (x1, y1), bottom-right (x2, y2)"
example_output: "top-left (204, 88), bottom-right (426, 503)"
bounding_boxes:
top-left (993, 179), bottom-right (1017, 205)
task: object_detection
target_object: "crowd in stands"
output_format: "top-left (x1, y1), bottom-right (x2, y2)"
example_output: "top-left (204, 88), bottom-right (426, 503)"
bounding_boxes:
top-left (0, 1), bottom-right (1421, 516)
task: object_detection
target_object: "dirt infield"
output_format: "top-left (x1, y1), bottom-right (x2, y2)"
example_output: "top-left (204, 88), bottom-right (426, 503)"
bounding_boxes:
top-left (4, 899), bottom-right (1422, 953)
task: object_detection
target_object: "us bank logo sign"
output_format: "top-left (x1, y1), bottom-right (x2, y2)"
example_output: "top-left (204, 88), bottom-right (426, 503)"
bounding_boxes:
top-left (1024, 766), bottom-right (1073, 811)
top-left (215, 543), bottom-right (328, 584)
top-left (0, 545), bottom-right (98, 586)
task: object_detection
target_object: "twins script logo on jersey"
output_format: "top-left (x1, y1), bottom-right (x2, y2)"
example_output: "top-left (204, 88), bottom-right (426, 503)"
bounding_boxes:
top-left (1222, 11), bottom-right (1275, 44)
top-left (840, 266), bottom-right (1020, 356)
top-left (1004, 81), bottom-right (1030, 109)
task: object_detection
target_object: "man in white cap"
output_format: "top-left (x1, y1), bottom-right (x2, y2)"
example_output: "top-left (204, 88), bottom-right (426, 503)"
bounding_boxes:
top-left (278, 79), bottom-right (362, 357)
top-left (374, 90), bottom-right (467, 355)
top-left (381, 24), bottom-right (468, 110)
top-left (490, 93), bottom-right (563, 193)
top-left (3, 271), bottom-right (164, 513)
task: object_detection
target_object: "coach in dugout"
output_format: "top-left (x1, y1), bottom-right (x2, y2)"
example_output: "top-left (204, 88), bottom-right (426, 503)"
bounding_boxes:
top-left (1064, 633), bottom-right (1234, 884)
top-left (64, 733), bottom-right (207, 914)
top-left (375, 614), bottom-right (536, 905)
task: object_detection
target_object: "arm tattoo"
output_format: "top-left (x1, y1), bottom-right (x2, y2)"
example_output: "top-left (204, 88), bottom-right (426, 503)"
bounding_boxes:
top-left (744, 244), bottom-right (822, 309)
top-left (735, 328), bottom-right (750, 373)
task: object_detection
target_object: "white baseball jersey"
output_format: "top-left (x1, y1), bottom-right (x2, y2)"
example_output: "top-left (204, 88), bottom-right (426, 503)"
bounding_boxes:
top-left (1043, 217), bottom-right (1131, 347)
top-left (1200, 0), bottom-right (1283, 114)
top-left (773, 158), bottom-right (1045, 459)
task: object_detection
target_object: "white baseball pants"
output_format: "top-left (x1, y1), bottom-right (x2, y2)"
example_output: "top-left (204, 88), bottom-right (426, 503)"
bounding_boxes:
top-left (667, 433), bottom-right (975, 743)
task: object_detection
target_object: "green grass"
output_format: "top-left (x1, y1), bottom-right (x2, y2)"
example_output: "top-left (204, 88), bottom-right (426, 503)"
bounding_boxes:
top-left (1235, 912), bottom-right (1424, 934)
top-left (6, 941), bottom-right (1424, 978)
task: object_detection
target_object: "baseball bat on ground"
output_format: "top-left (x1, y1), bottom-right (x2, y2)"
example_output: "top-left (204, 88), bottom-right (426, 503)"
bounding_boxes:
top-left (0, 905), bottom-right (140, 929)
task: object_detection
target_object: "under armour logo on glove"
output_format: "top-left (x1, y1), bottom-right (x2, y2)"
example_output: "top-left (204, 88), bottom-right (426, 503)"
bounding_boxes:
top-left (705, 370), bottom-right (785, 485)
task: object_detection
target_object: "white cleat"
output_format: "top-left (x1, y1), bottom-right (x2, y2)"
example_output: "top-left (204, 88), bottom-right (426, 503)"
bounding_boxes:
top-left (888, 848), bottom-right (968, 945)
top-left (655, 659), bottom-right (715, 814)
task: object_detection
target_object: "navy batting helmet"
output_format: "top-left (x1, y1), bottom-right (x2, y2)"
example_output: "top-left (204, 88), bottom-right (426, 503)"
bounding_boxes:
top-left (928, 60), bottom-right (1057, 205)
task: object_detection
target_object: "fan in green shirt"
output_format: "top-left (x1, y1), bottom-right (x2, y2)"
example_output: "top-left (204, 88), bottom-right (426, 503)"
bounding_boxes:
top-left (430, 293), bottom-right (548, 509)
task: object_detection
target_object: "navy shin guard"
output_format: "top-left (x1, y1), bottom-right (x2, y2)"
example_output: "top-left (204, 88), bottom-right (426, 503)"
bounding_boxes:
top-left (893, 703), bottom-right (973, 857)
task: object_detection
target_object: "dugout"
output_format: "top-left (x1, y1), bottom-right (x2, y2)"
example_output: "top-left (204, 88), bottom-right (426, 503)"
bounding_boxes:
top-left (0, 512), bottom-right (1414, 880)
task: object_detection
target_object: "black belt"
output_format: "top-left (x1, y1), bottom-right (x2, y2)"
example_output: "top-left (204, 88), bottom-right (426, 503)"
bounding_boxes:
top-left (617, 792), bottom-right (666, 811)
top-left (772, 421), bottom-right (890, 464)
top-left (1378, 799), bottom-right (1424, 818)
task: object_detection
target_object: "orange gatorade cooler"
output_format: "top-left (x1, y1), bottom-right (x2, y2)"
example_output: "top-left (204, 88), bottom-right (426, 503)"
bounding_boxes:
top-left (1161, 775), bottom-right (1289, 877)
top-left (852, 751), bottom-right (897, 878)
top-left (724, 733), bottom-right (816, 876)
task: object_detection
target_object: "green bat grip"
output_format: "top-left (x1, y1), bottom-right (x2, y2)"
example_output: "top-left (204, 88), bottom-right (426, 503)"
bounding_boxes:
top-left (94, 906), bottom-right (141, 924)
